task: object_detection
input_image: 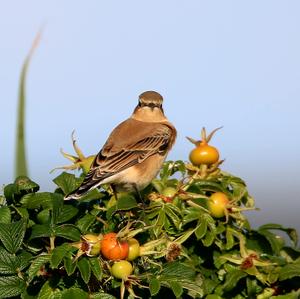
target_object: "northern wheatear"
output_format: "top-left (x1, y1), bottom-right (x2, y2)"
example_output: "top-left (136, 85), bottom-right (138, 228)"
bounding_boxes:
top-left (64, 91), bottom-right (176, 200)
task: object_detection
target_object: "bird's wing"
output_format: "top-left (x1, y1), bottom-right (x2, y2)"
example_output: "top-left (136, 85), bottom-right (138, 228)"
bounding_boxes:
top-left (87, 122), bottom-right (174, 180)
top-left (65, 120), bottom-right (176, 199)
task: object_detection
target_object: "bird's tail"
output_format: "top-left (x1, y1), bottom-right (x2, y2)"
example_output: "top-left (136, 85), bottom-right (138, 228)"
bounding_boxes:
top-left (64, 174), bottom-right (101, 200)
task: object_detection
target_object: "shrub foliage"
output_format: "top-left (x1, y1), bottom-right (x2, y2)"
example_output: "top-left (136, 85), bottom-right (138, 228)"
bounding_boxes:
top-left (0, 160), bottom-right (299, 299)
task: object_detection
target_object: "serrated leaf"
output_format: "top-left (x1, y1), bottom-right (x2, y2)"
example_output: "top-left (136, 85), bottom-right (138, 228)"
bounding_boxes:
top-left (0, 276), bottom-right (26, 299)
top-left (77, 257), bottom-right (91, 284)
top-left (279, 259), bottom-right (300, 281)
top-left (170, 281), bottom-right (183, 297)
top-left (76, 214), bottom-right (96, 233)
top-left (53, 172), bottom-right (79, 195)
top-left (258, 223), bottom-right (298, 247)
top-left (116, 193), bottom-right (137, 210)
top-left (21, 192), bottom-right (58, 209)
top-left (17, 251), bottom-right (33, 271)
top-left (30, 224), bottom-right (52, 239)
top-left (54, 224), bottom-right (81, 241)
top-left (258, 229), bottom-right (282, 254)
top-left (64, 254), bottom-right (77, 276)
top-left (15, 176), bottom-right (39, 194)
top-left (37, 281), bottom-right (61, 299)
top-left (28, 254), bottom-right (50, 282)
top-left (60, 288), bottom-right (88, 299)
top-left (183, 207), bottom-right (202, 225)
top-left (165, 204), bottom-right (182, 229)
top-left (0, 207), bottom-right (11, 224)
top-left (4, 184), bottom-right (18, 201)
top-left (90, 293), bottom-right (116, 299)
top-left (153, 209), bottom-right (165, 237)
top-left (15, 207), bottom-right (29, 219)
top-left (0, 219), bottom-right (26, 253)
top-left (226, 227), bottom-right (235, 250)
top-left (51, 243), bottom-right (74, 268)
top-left (195, 218), bottom-right (208, 239)
top-left (181, 279), bottom-right (204, 297)
top-left (50, 194), bottom-right (64, 225)
top-left (56, 205), bottom-right (78, 224)
top-left (0, 247), bottom-right (19, 274)
top-left (223, 270), bottom-right (247, 291)
top-left (149, 278), bottom-right (160, 296)
top-left (160, 262), bottom-right (195, 280)
top-left (89, 257), bottom-right (102, 280)
top-left (202, 230), bottom-right (215, 247)
top-left (270, 290), bottom-right (300, 299)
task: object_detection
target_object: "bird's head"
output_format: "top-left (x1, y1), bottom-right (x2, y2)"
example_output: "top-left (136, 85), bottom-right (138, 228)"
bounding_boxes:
top-left (132, 91), bottom-right (166, 122)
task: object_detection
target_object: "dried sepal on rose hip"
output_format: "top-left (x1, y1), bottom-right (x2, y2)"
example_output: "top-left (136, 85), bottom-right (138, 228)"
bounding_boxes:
top-left (72, 233), bottom-right (102, 258)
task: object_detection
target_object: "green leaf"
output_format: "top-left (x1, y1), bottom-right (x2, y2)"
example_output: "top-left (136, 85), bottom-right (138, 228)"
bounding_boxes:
top-left (270, 290), bottom-right (300, 299)
top-left (116, 193), bottom-right (138, 210)
top-left (258, 223), bottom-right (298, 247)
top-left (89, 257), bottom-right (103, 280)
top-left (53, 172), bottom-right (79, 195)
top-left (151, 179), bottom-right (165, 193)
top-left (0, 207), bottom-right (11, 224)
top-left (15, 176), bottom-right (39, 194)
top-left (60, 288), bottom-right (88, 299)
top-left (30, 224), bottom-right (52, 239)
top-left (0, 219), bottom-right (27, 253)
top-left (223, 270), bottom-right (247, 291)
top-left (28, 254), bottom-right (50, 282)
top-left (153, 209), bottom-right (165, 237)
top-left (77, 257), bottom-right (91, 284)
top-left (90, 293), bottom-right (116, 299)
top-left (21, 192), bottom-right (63, 210)
top-left (183, 207), bottom-right (202, 225)
top-left (4, 184), bottom-right (18, 201)
top-left (225, 227), bottom-right (235, 250)
top-left (195, 218), bottom-right (208, 239)
top-left (164, 203), bottom-right (182, 229)
top-left (56, 205), bottom-right (78, 224)
top-left (149, 278), bottom-right (160, 296)
top-left (0, 276), bottom-right (26, 298)
top-left (51, 243), bottom-right (74, 268)
top-left (76, 214), bottom-right (96, 233)
top-left (78, 189), bottom-right (105, 202)
top-left (206, 295), bottom-right (222, 299)
top-left (258, 229), bottom-right (282, 254)
top-left (17, 251), bottom-right (32, 271)
top-left (54, 224), bottom-right (81, 241)
top-left (170, 281), bottom-right (183, 297)
top-left (0, 247), bottom-right (20, 274)
top-left (202, 230), bottom-right (215, 247)
top-left (37, 281), bottom-right (61, 299)
top-left (15, 207), bottom-right (29, 219)
top-left (279, 259), bottom-right (300, 281)
top-left (160, 262), bottom-right (195, 280)
top-left (180, 279), bottom-right (204, 298)
top-left (64, 254), bottom-right (77, 276)
top-left (50, 194), bottom-right (64, 225)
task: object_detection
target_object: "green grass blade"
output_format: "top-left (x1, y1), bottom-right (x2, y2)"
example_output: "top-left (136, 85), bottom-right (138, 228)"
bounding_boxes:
top-left (15, 31), bottom-right (41, 177)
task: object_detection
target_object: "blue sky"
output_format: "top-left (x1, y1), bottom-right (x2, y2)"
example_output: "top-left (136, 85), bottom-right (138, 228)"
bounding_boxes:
top-left (1, 1), bottom-right (300, 232)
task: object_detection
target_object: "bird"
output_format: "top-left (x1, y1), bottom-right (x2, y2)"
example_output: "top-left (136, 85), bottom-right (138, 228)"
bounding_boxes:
top-left (64, 91), bottom-right (177, 200)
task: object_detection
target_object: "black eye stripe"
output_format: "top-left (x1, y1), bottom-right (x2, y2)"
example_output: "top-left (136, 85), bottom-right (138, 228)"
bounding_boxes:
top-left (139, 102), bottom-right (162, 108)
